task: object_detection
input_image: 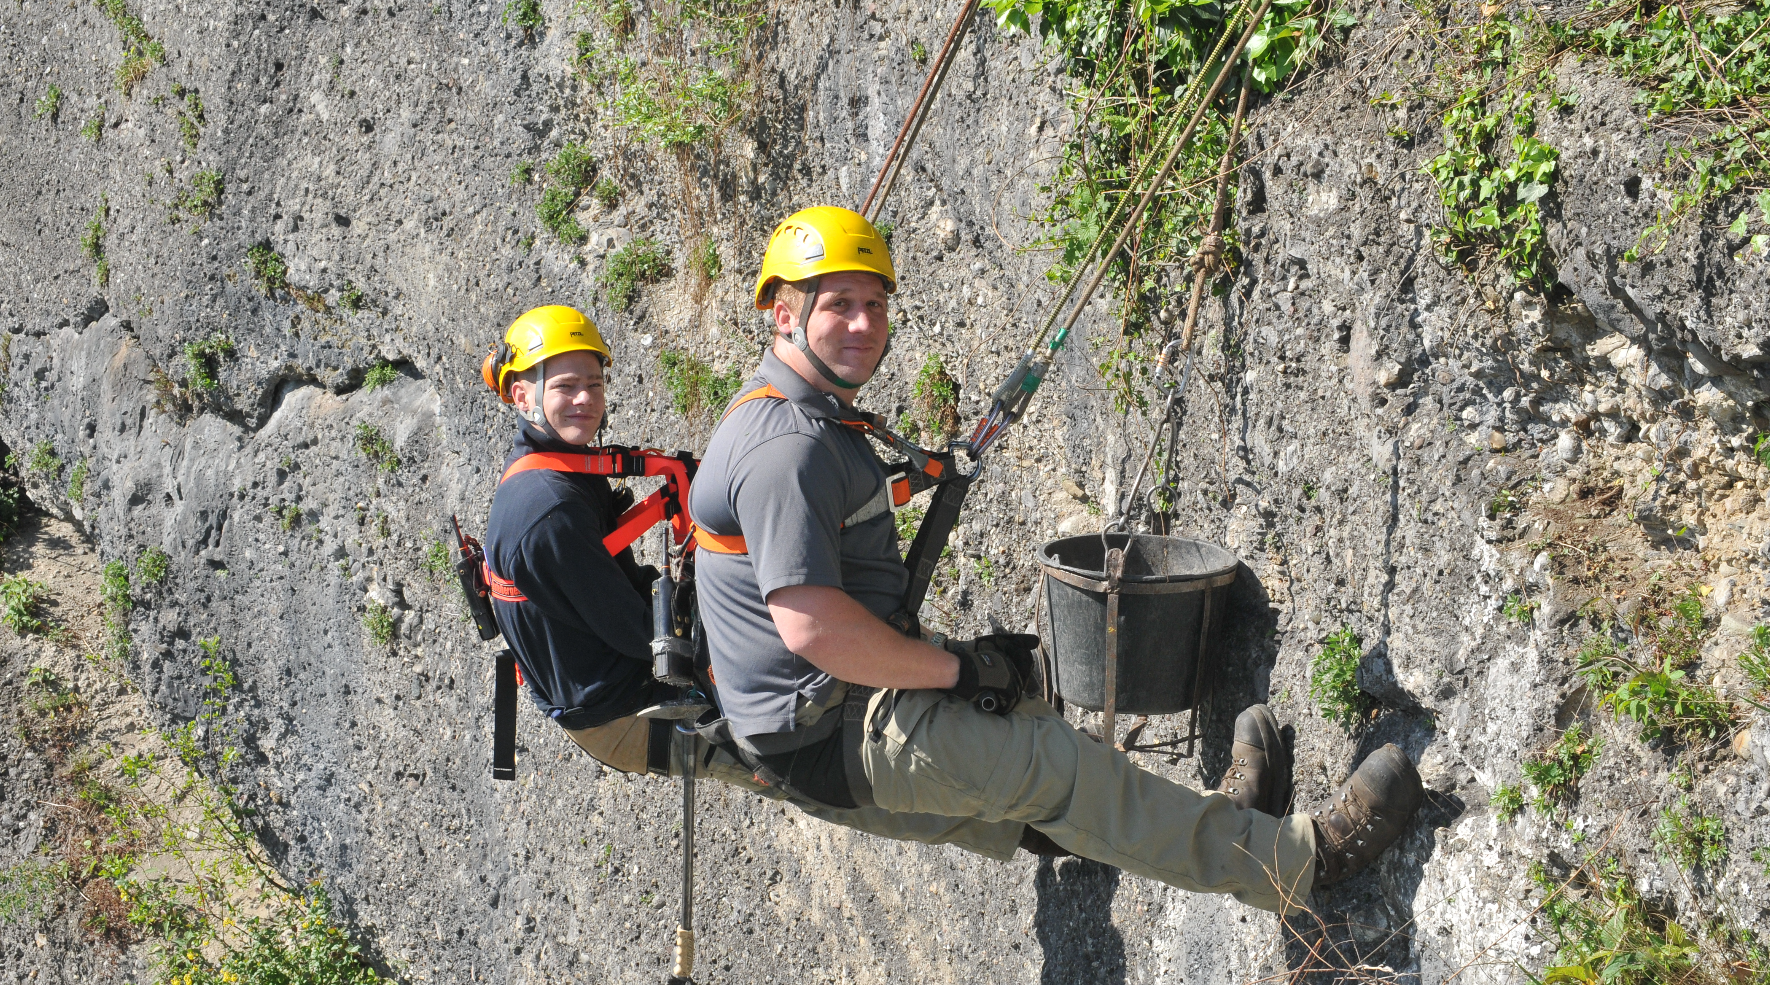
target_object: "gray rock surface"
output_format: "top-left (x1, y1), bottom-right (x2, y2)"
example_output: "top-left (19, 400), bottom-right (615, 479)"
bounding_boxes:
top-left (2, 0), bottom-right (1767, 982)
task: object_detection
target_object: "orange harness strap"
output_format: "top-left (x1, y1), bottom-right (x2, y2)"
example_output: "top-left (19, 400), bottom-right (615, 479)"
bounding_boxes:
top-left (690, 384), bottom-right (926, 555)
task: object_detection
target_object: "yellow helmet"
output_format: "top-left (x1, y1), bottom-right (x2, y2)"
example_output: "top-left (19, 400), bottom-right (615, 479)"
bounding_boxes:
top-left (753, 206), bottom-right (896, 310)
top-left (481, 305), bottom-right (611, 404)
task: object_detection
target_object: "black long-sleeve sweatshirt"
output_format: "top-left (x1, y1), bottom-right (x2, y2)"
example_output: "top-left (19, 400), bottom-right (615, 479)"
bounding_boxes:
top-left (485, 422), bottom-right (660, 730)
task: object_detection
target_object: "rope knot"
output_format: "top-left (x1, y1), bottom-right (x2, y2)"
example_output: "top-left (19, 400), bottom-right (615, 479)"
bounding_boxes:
top-left (1192, 233), bottom-right (1226, 275)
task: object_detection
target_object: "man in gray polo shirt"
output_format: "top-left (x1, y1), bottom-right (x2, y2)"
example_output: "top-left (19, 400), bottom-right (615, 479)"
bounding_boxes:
top-left (692, 206), bottom-right (1424, 911)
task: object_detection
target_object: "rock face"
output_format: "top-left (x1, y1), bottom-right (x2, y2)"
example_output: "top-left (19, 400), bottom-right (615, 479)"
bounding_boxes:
top-left (2, 0), bottom-right (1767, 982)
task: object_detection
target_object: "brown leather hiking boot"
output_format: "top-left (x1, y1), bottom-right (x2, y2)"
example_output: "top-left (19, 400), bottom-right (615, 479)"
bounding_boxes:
top-left (1312, 743), bottom-right (1423, 886)
top-left (1215, 704), bottom-right (1292, 815)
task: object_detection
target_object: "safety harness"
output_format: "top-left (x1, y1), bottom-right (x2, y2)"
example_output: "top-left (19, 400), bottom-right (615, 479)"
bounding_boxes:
top-left (453, 445), bottom-right (700, 781)
top-left (689, 384), bottom-right (949, 558)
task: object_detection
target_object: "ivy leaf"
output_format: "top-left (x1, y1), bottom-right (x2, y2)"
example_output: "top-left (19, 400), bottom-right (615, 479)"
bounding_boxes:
top-left (1516, 180), bottom-right (1550, 204)
top-left (1329, 7), bottom-right (1358, 28)
top-left (1730, 210), bottom-right (1750, 235)
top-left (1753, 233), bottom-right (1770, 255)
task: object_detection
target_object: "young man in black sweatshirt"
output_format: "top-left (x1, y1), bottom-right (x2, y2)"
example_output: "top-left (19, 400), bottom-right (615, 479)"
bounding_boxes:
top-left (478, 305), bottom-right (1033, 858)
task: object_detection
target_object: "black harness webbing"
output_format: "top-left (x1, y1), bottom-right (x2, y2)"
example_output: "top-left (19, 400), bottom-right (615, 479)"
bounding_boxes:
top-left (492, 649), bottom-right (519, 781)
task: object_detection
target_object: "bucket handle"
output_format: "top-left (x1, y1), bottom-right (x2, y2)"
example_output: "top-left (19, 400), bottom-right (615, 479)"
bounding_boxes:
top-left (1040, 565), bottom-right (1236, 596)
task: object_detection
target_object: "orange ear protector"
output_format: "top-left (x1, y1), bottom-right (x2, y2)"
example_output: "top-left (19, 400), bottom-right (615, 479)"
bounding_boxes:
top-left (481, 341), bottom-right (517, 403)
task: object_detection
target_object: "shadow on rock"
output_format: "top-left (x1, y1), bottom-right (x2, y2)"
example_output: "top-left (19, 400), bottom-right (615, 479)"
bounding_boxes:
top-left (1281, 753), bottom-right (1468, 981)
top-left (1201, 559), bottom-right (1284, 786)
top-left (1034, 856), bottom-right (1127, 985)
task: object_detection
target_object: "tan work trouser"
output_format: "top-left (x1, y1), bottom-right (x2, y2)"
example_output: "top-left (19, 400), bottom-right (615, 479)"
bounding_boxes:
top-left (564, 715), bottom-right (1026, 861)
top-left (859, 690), bottom-right (1318, 914)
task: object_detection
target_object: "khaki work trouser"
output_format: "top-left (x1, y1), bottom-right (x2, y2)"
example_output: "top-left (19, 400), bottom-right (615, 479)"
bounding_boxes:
top-left (564, 715), bottom-right (1026, 860)
top-left (859, 690), bottom-right (1319, 914)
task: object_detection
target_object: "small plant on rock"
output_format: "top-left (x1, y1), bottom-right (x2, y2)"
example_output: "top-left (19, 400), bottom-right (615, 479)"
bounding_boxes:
top-left (134, 546), bottom-right (170, 584)
top-left (81, 112), bottom-right (105, 143)
top-left (658, 350), bottom-right (742, 418)
top-left (592, 176), bottom-right (621, 209)
top-left (909, 353), bottom-right (961, 445)
top-left (1741, 625), bottom-right (1770, 702)
top-left (503, 0), bottom-right (543, 34)
top-left (354, 423), bottom-right (399, 473)
top-left (81, 195), bottom-right (110, 288)
top-left (67, 459), bottom-right (90, 501)
top-left (1521, 722), bottom-right (1601, 812)
top-left (361, 361), bottom-right (399, 392)
top-left (27, 441), bottom-right (60, 478)
top-left (183, 333), bottom-right (235, 391)
top-left (1492, 783), bottom-right (1525, 822)
top-left (1, 575), bottom-right (51, 636)
top-left (421, 539), bottom-right (452, 580)
top-left (1310, 626), bottom-right (1372, 731)
top-left (1653, 797), bottom-right (1727, 870)
top-left (34, 84), bottom-right (62, 121)
top-left (1503, 592), bottom-right (1538, 623)
top-left (601, 238), bottom-right (670, 311)
top-left (363, 601), bottom-right (396, 648)
top-left (338, 280), bottom-right (368, 313)
top-left (245, 244), bottom-right (288, 293)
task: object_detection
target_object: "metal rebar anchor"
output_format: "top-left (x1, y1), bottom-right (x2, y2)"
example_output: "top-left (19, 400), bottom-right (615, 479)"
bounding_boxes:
top-left (666, 728), bottom-right (697, 985)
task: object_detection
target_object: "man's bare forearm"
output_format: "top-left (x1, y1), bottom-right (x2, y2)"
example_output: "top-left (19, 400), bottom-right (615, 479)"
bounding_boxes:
top-left (766, 584), bottom-right (960, 690)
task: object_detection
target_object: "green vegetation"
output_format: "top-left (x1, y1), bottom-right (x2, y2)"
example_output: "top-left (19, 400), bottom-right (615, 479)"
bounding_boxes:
top-left (1532, 858), bottom-right (1765, 984)
top-left (82, 194), bottom-right (110, 288)
top-left (339, 280), bottom-right (367, 312)
top-left (895, 503), bottom-right (925, 542)
top-left (66, 459), bottom-right (91, 501)
top-left (183, 333), bottom-right (235, 391)
top-left (1492, 782), bottom-right (1525, 822)
top-left (354, 423), bottom-right (399, 473)
top-left (422, 538), bottom-right (452, 580)
top-left (245, 244), bottom-right (287, 293)
top-left (907, 353), bottom-right (961, 446)
top-left (1653, 797), bottom-right (1727, 870)
top-left (1310, 625), bottom-right (1371, 731)
top-left (602, 237), bottom-right (670, 310)
top-left (1521, 723), bottom-right (1601, 812)
top-left (0, 480), bottom-right (21, 546)
top-left (270, 503), bottom-right (302, 532)
top-left (533, 142), bottom-right (599, 244)
top-left (573, 0), bottom-right (762, 150)
top-left (1577, 598), bottom-right (1735, 744)
top-left (592, 175), bottom-right (621, 209)
top-left (363, 601), bottom-right (396, 647)
top-left (27, 441), bottom-right (60, 478)
top-left (1503, 592), bottom-right (1538, 623)
top-left (361, 361), bottom-right (399, 391)
top-left (1, 575), bottom-right (50, 635)
top-left (34, 84), bottom-right (62, 121)
top-left (173, 84), bottom-right (205, 149)
top-left (987, 0), bottom-right (1351, 410)
top-left (100, 558), bottom-right (133, 664)
top-left (658, 349), bottom-right (742, 418)
top-left (0, 860), bottom-right (65, 925)
top-left (1742, 625), bottom-right (1770, 702)
top-left (503, 0), bottom-right (543, 33)
top-left (687, 238), bottom-right (720, 281)
top-left (173, 169), bottom-right (224, 222)
top-left (1421, 15), bottom-right (1562, 284)
top-left (96, 0), bottom-right (167, 95)
top-left (911, 39), bottom-right (928, 63)
top-left (510, 160), bottom-right (535, 185)
top-left (874, 220), bottom-right (895, 243)
top-left (135, 546), bottom-right (170, 584)
top-left (1561, 0), bottom-right (1770, 258)
top-left (81, 111), bottom-right (106, 143)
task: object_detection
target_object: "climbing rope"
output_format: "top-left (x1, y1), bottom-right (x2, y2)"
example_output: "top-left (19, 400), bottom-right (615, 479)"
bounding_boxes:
top-left (1113, 72), bottom-right (1253, 531)
top-left (861, 0), bottom-right (982, 223)
top-left (964, 0), bottom-right (1275, 463)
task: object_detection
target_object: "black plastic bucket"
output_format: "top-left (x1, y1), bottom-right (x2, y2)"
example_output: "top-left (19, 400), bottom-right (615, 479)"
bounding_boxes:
top-left (1037, 533), bottom-right (1237, 715)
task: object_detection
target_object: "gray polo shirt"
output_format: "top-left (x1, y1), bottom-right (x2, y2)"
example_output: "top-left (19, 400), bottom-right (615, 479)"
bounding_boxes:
top-left (690, 350), bottom-right (907, 739)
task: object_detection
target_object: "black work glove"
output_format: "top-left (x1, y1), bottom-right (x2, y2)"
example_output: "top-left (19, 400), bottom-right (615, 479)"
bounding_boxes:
top-left (941, 633), bottom-right (1040, 715)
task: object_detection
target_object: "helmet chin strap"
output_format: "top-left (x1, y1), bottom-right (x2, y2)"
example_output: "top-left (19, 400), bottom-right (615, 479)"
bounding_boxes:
top-left (519, 358), bottom-right (573, 445)
top-left (790, 278), bottom-right (871, 391)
